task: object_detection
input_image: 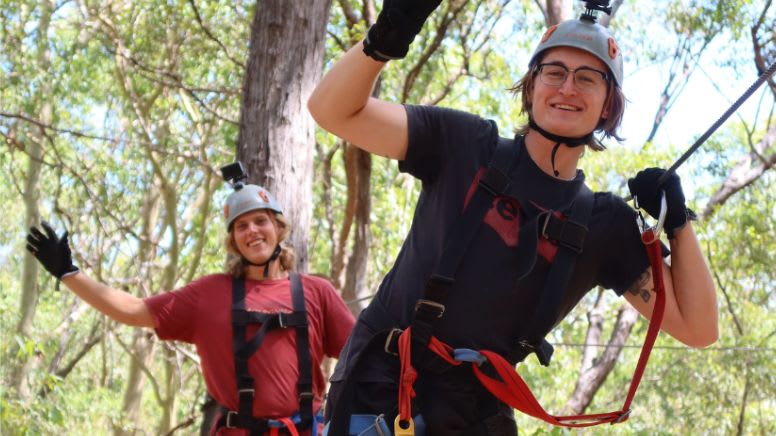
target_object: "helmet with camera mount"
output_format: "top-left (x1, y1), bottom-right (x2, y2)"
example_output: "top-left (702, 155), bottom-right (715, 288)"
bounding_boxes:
top-left (529, 0), bottom-right (623, 87)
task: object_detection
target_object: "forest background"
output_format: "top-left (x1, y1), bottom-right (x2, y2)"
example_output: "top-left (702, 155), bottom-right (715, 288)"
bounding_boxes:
top-left (1, 0), bottom-right (774, 434)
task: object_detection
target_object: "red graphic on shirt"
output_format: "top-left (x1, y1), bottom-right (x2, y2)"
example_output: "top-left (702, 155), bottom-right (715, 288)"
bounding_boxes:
top-left (464, 169), bottom-right (558, 262)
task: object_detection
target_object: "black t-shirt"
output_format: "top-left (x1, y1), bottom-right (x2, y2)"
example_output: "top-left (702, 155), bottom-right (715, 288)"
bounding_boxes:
top-left (332, 105), bottom-right (652, 383)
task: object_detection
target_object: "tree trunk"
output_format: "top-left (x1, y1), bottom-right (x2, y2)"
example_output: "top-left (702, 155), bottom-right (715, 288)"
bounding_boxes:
top-left (114, 330), bottom-right (156, 436)
top-left (701, 124), bottom-right (776, 220)
top-left (564, 302), bottom-right (639, 413)
top-left (237, 0), bottom-right (333, 273)
top-left (342, 147), bottom-right (372, 316)
top-left (544, 0), bottom-right (573, 25)
top-left (9, 0), bottom-right (53, 400)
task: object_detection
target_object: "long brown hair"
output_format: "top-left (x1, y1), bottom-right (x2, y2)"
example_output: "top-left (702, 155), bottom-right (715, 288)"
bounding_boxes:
top-left (509, 57), bottom-right (626, 151)
top-left (224, 212), bottom-right (296, 278)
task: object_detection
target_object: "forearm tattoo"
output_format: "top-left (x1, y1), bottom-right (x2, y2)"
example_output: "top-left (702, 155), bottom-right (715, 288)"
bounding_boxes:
top-left (627, 270), bottom-right (652, 303)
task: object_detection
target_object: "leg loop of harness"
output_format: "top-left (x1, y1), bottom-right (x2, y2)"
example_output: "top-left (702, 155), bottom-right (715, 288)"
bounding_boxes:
top-left (221, 411), bottom-right (309, 435)
top-left (396, 321), bottom-right (662, 428)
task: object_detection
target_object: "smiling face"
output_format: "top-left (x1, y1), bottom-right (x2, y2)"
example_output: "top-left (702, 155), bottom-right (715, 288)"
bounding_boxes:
top-left (231, 209), bottom-right (279, 265)
top-left (529, 46), bottom-right (611, 139)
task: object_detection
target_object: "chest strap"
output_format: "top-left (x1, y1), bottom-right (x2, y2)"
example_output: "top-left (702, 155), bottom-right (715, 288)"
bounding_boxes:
top-left (226, 273), bottom-right (314, 435)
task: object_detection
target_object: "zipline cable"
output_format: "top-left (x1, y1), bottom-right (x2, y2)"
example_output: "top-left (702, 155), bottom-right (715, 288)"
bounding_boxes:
top-left (659, 61), bottom-right (776, 183)
top-left (626, 60), bottom-right (776, 201)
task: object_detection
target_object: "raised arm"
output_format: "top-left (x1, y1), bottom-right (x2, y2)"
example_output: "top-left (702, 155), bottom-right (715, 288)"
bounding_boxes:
top-left (307, 44), bottom-right (408, 159)
top-left (26, 222), bottom-right (154, 328)
top-left (625, 169), bottom-right (718, 347)
top-left (307, 0), bottom-right (442, 160)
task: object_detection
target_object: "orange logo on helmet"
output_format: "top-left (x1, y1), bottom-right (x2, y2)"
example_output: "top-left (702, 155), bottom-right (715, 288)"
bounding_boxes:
top-left (608, 37), bottom-right (619, 60)
top-left (540, 25), bottom-right (558, 43)
top-left (259, 190), bottom-right (270, 203)
top-left (223, 204), bottom-right (229, 218)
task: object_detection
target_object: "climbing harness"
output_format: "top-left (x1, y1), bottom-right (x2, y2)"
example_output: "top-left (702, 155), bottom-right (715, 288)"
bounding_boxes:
top-left (389, 193), bottom-right (668, 429)
top-left (327, 133), bottom-right (602, 435)
top-left (215, 273), bottom-right (324, 436)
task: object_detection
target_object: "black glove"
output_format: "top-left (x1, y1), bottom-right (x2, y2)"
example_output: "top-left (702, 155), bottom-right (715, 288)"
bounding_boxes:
top-left (26, 221), bottom-right (79, 279)
top-left (363, 0), bottom-right (443, 62)
top-left (628, 168), bottom-right (696, 239)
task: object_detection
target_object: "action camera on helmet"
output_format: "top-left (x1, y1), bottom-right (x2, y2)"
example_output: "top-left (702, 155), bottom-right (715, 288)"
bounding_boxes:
top-left (220, 161), bottom-right (283, 229)
top-left (580, 0), bottom-right (612, 21)
top-left (220, 161), bottom-right (249, 190)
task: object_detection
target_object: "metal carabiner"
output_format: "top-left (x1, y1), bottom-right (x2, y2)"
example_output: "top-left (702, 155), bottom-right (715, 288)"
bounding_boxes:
top-left (634, 190), bottom-right (667, 244)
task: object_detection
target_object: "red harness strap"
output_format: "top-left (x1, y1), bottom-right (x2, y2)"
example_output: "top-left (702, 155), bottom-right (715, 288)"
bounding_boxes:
top-left (396, 229), bottom-right (666, 427)
top-left (268, 418), bottom-right (299, 436)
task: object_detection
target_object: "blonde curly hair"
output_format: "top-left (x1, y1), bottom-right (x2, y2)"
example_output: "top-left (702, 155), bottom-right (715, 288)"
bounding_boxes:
top-left (224, 212), bottom-right (295, 278)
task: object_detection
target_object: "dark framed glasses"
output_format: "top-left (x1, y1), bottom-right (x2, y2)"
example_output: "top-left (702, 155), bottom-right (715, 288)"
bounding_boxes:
top-left (535, 63), bottom-right (609, 92)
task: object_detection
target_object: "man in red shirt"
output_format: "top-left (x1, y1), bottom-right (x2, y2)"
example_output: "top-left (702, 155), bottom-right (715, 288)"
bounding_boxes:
top-left (26, 172), bottom-right (355, 435)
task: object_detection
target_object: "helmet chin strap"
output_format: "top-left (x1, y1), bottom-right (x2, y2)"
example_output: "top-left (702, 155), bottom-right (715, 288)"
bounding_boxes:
top-left (242, 245), bottom-right (282, 278)
top-left (529, 118), bottom-right (593, 177)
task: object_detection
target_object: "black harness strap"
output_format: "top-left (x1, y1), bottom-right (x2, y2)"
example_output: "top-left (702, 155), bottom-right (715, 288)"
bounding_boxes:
top-left (291, 272), bottom-right (315, 428)
top-left (509, 186), bottom-right (594, 365)
top-left (220, 273), bottom-right (313, 435)
top-left (410, 136), bottom-right (517, 372)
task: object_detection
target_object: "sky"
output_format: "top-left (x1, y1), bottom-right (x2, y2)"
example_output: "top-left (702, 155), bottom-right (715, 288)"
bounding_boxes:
top-left (621, 52), bottom-right (771, 152)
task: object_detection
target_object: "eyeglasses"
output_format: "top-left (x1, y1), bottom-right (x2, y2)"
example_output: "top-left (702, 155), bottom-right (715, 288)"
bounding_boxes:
top-left (535, 63), bottom-right (609, 93)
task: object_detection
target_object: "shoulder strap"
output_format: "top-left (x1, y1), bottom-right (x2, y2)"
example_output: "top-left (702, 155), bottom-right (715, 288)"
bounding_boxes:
top-left (230, 277), bottom-right (260, 421)
top-left (412, 136), bottom-right (517, 360)
top-left (228, 275), bottom-right (314, 431)
top-left (511, 185), bottom-right (595, 366)
top-left (289, 272), bottom-right (314, 427)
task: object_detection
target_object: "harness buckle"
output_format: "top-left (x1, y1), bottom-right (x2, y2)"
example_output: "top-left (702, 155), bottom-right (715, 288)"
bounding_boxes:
top-left (540, 211), bottom-right (552, 239)
top-left (540, 211), bottom-right (586, 253)
top-left (278, 312), bottom-right (291, 328)
top-left (299, 391), bottom-right (314, 402)
top-left (225, 411), bottom-right (238, 428)
top-left (414, 299), bottom-right (445, 318)
top-left (384, 328), bottom-right (403, 356)
top-left (238, 388), bottom-right (255, 399)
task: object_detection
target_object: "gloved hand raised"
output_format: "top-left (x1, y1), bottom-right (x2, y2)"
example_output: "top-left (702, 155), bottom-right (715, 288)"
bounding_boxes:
top-left (363, 0), bottom-right (443, 62)
top-left (628, 168), bottom-right (696, 239)
top-left (26, 221), bottom-right (80, 279)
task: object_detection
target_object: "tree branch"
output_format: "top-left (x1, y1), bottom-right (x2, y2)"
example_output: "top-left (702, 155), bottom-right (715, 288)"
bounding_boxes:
top-left (187, 0), bottom-right (246, 69)
top-left (701, 124), bottom-right (776, 220)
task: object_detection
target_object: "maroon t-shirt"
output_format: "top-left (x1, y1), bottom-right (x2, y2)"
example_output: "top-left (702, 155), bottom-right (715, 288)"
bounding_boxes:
top-left (144, 273), bottom-right (354, 434)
